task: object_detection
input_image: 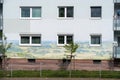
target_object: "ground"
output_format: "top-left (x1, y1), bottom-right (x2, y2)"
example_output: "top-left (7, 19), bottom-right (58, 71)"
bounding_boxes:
top-left (0, 78), bottom-right (120, 80)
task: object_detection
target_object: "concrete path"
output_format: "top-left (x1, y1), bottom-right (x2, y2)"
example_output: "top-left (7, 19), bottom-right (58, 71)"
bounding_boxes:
top-left (0, 78), bottom-right (120, 80)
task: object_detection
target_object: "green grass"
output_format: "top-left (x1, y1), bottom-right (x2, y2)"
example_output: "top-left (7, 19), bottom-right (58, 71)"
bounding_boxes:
top-left (0, 70), bottom-right (120, 78)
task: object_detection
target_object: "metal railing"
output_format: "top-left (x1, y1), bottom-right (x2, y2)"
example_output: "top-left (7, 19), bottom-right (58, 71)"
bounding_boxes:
top-left (0, 0), bottom-right (3, 3)
top-left (114, 0), bottom-right (120, 3)
top-left (114, 47), bottom-right (120, 58)
top-left (113, 18), bottom-right (120, 30)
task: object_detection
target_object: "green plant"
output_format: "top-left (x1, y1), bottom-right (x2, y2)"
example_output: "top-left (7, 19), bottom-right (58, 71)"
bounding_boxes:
top-left (63, 42), bottom-right (79, 77)
top-left (64, 42), bottom-right (78, 59)
top-left (0, 35), bottom-right (12, 69)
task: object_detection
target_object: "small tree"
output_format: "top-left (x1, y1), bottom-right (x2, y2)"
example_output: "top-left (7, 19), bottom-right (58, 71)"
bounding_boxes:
top-left (0, 35), bottom-right (12, 69)
top-left (64, 42), bottom-right (78, 77)
top-left (64, 42), bottom-right (78, 60)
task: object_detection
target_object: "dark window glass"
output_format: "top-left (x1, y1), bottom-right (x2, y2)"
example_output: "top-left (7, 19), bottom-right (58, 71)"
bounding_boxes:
top-left (66, 35), bottom-right (73, 44)
top-left (91, 7), bottom-right (101, 17)
top-left (59, 7), bottom-right (65, 17)
top-left (91, 35), bottom-right (101, 44)
top-left (28, 59), bottom-right (36, 63)
top-left (32, 7), bottom-right (41, 17)
top-left (32, 36), bottom-right (41, 44)
top-left (67, 7), bottom-right (73, 17)
top-left (58, 35), bottom-right (64, 44)
top-left (21, 8), bottom-right (30, 17)
top-left (21, 36), bottom-right (30, 44)
top-left (93, 60), bottom-right (101, 64)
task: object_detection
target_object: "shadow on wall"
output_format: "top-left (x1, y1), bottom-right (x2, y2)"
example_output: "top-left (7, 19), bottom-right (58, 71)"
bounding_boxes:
top-left (113, 59), bottom-right (120, 67)
top-left (58, 58), bottom-right (71, 70)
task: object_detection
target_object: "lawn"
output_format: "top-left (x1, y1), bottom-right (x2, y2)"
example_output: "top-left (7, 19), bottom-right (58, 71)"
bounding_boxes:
top-left (0, 70), bottom-right (120, 78)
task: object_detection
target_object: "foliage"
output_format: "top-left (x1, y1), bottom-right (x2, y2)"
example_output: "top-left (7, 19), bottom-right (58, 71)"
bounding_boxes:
top-left (0, 35), bottom-right (12, 55)
top-left (0, 35), bottom-right (12, 69)
top-left (64, 42), bottom-right (78, 59)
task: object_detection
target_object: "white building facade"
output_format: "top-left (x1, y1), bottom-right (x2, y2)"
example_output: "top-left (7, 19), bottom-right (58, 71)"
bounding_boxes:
top-left (1, 0), bottom-right (115, 61)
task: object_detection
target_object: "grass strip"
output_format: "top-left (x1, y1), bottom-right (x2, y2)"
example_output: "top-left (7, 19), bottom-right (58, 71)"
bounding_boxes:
top-left (0, 70), bottom-right (120, 78)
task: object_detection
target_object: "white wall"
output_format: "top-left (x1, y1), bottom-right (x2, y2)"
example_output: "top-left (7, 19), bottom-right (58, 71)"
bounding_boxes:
top-left (3, 0), bottom-right (113, 42)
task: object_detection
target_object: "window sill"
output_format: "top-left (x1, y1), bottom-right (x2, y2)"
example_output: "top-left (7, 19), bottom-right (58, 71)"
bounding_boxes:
top-left (57, 44), bottom-right (72, 47)
top-left (57, 44), bottom-right (66, 47)
top-left (20, 17), bottom-right (42, 20)
top-left (19, 44), bottom-right (41, 47)
top-left (90, 17), bottom-right (102, 20)
top-left (89, 44), bottom-right (101, 47)
top-left (57, 17), bottom-right (74, 20)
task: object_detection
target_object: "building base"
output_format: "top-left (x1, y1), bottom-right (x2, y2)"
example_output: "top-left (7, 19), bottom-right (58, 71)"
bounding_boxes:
top-left (4, 58), bottom-right (116, 71)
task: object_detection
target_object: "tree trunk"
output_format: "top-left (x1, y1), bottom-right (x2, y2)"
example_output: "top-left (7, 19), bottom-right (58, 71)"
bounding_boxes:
top-left (2, 54), bottom-right (7, 69)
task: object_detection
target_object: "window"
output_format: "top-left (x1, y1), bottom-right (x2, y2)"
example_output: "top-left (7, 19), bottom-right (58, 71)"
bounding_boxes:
top-left (28, 59), bottom-right (36, 63)
top-left (90, 34), bottom-right (101, 46)
top-left (91, 6), bottom-right (101, 18)
top-left (20, 34), bottom-right (41, 46)
top-left (21, 8), bottom-right (30, 17)
top-left (32, 36), bottom-right (41, 44)
top-left (66, 35), bottom-right (73, 44)
top-left (57, 34), bottom-right (73, 46)
top-left (58, 35), bottom-right (64, 44)
top-left (21, 36), bottom-right (30, 44)
top-left (21, 7), bottom-right (41, 19)
top-left (58, 6), bottom-right (74, 18)
top-left (93, 60), bottom-right (101, 64)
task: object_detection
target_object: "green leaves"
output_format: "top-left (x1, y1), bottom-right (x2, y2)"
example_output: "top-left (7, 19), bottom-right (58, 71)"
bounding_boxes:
top-left (64, 42), bottom-right (78, 56)
top-left (0, 35), bottom-right (12, 55)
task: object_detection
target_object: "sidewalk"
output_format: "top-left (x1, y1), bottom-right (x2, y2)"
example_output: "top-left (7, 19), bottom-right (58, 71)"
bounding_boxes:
top-left (0, 78), bottom-right (120, 80)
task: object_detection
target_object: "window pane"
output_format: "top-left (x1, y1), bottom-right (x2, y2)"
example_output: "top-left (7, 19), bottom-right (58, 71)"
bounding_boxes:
top-left (67, 35), bottom-right (73, 44)
top-left (91, 7), bottom-right (101, 17)
top-left (91, 36), bottom-right (100, 44)
top-left (21, 8), bottom-right (30, 17)
top-left (59, 7), bottom-right (65, 17)
top-left (0, 30), bottom-right (2, 40)
top-left (67, 7), bottom-right (73, 17)
top-left (21, 36), bottom-right (30, 44)
top-left (32, 7), bottom-right (41, 17)
top-left (58, 35), bottom-right (64, 44)
top-left (32, 36), bottom-right (41, 44)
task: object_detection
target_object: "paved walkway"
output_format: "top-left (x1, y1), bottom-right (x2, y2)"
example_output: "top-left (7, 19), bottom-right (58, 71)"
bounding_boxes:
top-left (0, 78), bottom-right (120, 80)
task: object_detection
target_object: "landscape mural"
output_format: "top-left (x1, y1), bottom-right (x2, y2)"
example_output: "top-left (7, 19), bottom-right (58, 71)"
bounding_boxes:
top-left (6, 40), bottom-right (113, 60)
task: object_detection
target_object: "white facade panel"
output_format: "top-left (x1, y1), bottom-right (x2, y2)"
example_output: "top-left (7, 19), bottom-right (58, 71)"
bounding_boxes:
top-left (2, 0), bottom-right (113, 59)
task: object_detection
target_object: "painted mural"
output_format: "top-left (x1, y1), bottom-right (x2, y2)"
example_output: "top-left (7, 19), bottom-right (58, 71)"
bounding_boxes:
top-left (6, 40), bottom-right (113, 60)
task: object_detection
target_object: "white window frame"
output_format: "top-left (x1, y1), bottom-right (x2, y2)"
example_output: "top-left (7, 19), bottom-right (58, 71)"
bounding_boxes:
top-left (19, 34), bottom-right (41, 46)
top-left (57, 34), bottom-right (74, 46)
top-left (90, 6), bottom-right (102, 19)
top-left (57, 6), bottom-right (74, 19)
top-left (20, 7), bottom-right (42, 19)
top-left (89, 34), bottom-right (102, 47)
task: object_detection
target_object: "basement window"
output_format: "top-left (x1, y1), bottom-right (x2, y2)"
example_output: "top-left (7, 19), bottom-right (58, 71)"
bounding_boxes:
top-left (28, 59), bottom-right (36, 63)
top-left (93, 60), bottom-right (101, 64)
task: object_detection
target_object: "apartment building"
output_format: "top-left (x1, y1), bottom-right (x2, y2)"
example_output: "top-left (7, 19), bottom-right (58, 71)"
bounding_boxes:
top-left (0, 0), bottom-right (3, 69)
top-left (1, 0), bottom-right (119, 70)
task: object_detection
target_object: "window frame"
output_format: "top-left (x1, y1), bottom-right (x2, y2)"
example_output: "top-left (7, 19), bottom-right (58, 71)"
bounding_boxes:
top-left (19, 34), bottom-right (41, 46)
top-left (20, 7), bottom-right (42, 19)
top-left (57, 34), bottom-right (74, 46)
top-left (90, 6), bottom-right (102, 19)
top-left (58, 6), bottom-right (74, 19)
top-left (90, 34), bottom-right (102, 46)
